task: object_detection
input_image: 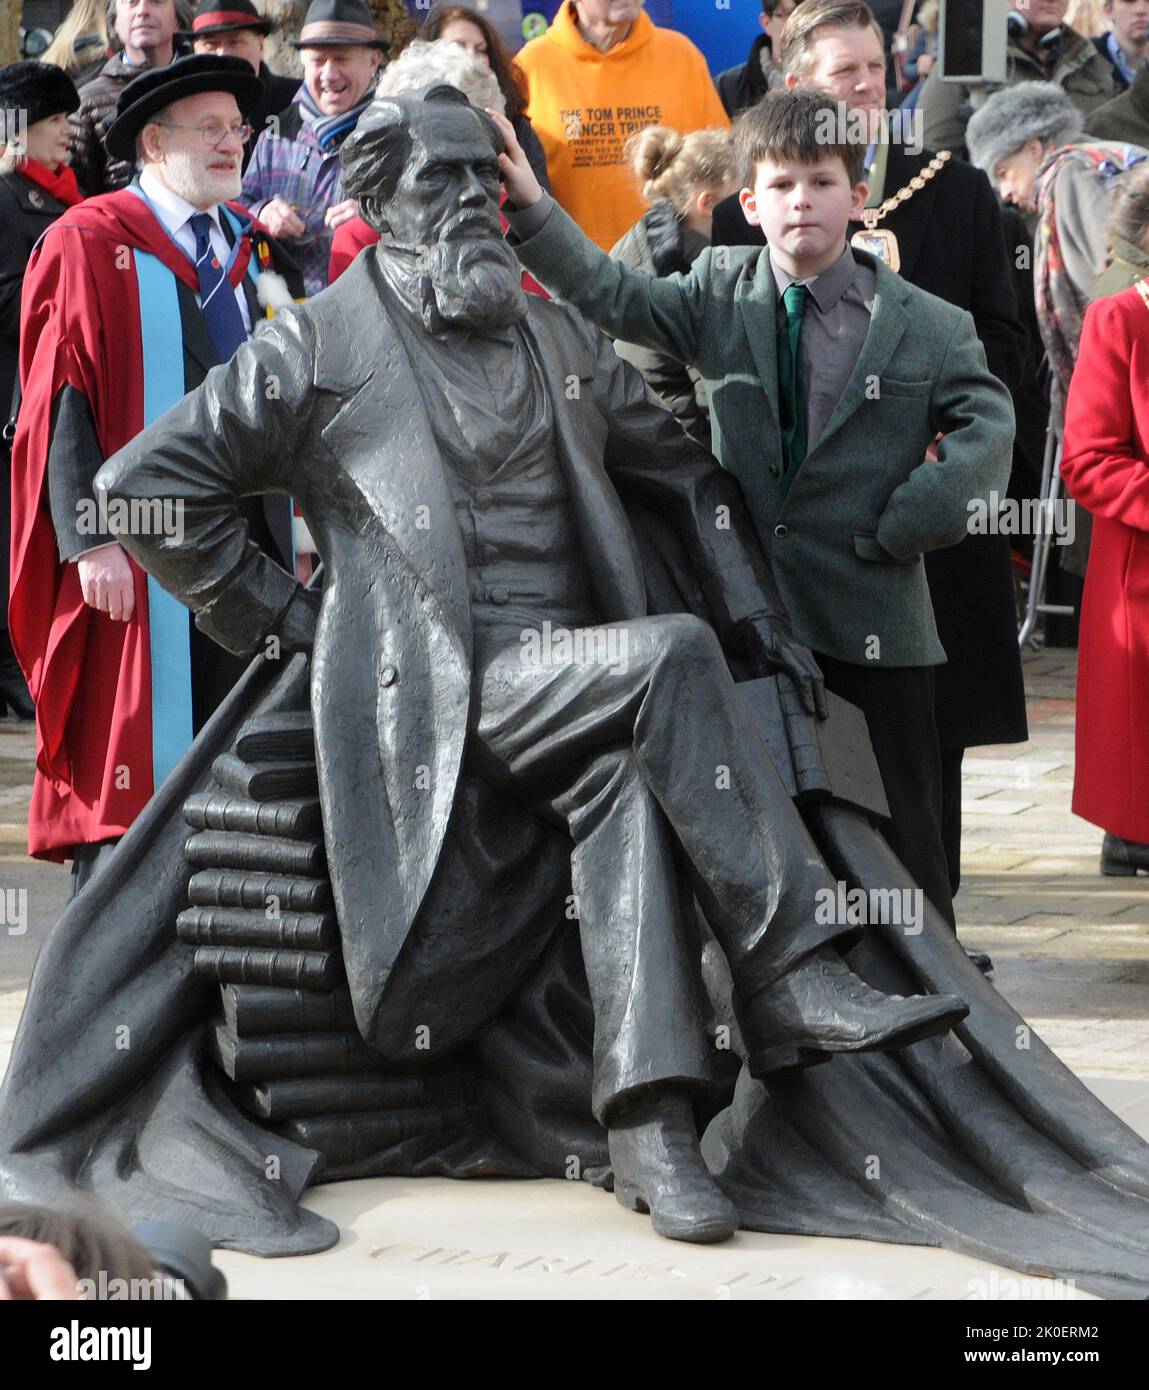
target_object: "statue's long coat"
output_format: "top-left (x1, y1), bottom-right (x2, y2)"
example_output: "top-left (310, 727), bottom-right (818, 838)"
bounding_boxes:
top-left (95, 251), bottom-right (785, 1051)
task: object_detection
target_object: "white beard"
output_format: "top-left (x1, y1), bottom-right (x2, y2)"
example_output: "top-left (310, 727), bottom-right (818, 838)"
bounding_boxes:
top-left (157, 146), bottom-right (242, 209)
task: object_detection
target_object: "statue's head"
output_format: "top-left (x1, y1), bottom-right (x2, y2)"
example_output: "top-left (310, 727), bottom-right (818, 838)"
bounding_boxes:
top-left (341, 83), bottom-right (526, 331)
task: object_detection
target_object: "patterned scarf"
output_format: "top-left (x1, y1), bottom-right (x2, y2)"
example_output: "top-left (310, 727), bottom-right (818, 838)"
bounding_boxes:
top-left (1035, 141), bottom-right (1148, 419)
top-left (297, 83), bottom-right (375, 152)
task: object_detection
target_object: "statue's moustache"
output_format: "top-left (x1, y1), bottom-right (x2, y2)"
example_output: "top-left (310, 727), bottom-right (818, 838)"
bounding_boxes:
top-left (438, 209), bottom-right (504, 243)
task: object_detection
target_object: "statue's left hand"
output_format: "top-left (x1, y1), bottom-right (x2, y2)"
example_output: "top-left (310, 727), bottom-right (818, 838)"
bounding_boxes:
top-left (741, 618), bottom-right (828, 720)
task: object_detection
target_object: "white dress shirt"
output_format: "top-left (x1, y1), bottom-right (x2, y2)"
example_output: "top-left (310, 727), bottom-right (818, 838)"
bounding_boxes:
top-left (138, 167), bottom-right (253, 335)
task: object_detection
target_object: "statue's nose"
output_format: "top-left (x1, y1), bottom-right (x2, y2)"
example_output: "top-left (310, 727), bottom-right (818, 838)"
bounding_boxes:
top-left (459, 170), bottom-right (486, 203)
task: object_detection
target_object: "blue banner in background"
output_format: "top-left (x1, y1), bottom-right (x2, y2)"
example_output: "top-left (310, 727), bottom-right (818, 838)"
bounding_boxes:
top-left (405, 0), bottom-right (764, 76)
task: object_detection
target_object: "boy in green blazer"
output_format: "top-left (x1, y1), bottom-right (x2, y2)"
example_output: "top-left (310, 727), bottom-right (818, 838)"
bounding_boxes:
top-left (491, 88), bottom-right (1016, 931)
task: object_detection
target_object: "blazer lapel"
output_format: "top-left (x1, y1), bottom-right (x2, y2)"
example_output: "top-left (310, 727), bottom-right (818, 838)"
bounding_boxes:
top-left (802, 259), bottom-right (911, 463)
top-left (736, 258), bottom-right (781, 431)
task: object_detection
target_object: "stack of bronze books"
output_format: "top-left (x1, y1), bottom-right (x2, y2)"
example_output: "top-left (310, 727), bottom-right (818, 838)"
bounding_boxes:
top-left (178, 708), bottom-right (475, 1178)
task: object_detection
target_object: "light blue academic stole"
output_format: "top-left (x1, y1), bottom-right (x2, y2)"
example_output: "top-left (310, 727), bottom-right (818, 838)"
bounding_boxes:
top-left (130, 200), bottom-right (261, 789)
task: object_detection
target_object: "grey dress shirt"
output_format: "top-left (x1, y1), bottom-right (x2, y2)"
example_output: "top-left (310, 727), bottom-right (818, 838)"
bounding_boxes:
top-left (771, 244), bottom-right (876, 453)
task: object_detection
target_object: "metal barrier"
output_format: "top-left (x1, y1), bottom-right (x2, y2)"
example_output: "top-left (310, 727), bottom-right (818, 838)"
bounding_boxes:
top-left (1017, 423), bottom-right (1076, 649)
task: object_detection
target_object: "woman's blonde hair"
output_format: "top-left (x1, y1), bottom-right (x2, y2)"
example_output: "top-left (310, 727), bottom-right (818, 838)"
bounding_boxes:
top-left (43, 0), bottom-right (110, 75)
top-left (626, 125), bottom-right (738, 217)
top-left (1064, 0), bottom-right (1107, 37)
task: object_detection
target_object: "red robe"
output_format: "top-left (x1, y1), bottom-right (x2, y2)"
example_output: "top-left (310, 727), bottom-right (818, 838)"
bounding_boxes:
top-left (1061, 285), bottom-right (1149, 843)
top-left (9, 189), bottom-right (261, 859)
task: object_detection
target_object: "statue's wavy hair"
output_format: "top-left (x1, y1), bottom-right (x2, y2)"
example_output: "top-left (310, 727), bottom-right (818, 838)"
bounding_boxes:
top-left (341, 80), bottom-right (503, 225)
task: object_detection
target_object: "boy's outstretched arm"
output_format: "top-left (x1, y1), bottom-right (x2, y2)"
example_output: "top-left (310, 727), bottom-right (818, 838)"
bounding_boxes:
top-left (876, 312), bottom-right (1016, 563)
top-left (489, 108), bottom-right (711, 368)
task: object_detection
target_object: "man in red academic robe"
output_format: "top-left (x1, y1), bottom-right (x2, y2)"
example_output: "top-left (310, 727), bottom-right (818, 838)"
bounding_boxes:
top-left (9, 53), bottom-right (302, 891)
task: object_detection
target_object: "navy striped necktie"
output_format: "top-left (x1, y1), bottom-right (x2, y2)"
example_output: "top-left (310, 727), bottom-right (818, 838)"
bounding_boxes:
top-left (189, 211), bottom-right (247, 362)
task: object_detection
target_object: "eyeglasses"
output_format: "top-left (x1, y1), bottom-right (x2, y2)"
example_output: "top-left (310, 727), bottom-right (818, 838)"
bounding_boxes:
top-left (153, 121), bottom-right (253, 149)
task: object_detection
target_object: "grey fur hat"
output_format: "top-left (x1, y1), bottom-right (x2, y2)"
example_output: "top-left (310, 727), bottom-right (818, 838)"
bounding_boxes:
top-left (966, 82), bottom-right (1085, 175)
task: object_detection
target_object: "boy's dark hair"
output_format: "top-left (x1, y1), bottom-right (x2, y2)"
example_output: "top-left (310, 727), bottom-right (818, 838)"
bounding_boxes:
top-left (733, 88), bottom-right (866, 187)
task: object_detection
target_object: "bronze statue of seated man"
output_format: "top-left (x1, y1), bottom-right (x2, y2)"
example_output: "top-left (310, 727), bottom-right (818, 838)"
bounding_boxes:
top-left (93, 85), bottom-right (966, 1244)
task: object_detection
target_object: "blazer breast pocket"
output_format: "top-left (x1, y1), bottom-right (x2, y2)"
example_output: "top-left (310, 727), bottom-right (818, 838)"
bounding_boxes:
top-left (854, 533), bottom-right (917, 564)
top-left (877, 377), bottom-right (932, 398)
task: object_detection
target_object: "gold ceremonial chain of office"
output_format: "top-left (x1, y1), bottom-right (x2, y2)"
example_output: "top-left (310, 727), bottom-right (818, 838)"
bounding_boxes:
top-left (860, 148), bottom-right (953, 231)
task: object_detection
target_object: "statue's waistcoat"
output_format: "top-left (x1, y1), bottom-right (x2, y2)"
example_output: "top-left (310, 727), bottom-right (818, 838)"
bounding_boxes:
top-left (395, 314), bottom-right (598, 641)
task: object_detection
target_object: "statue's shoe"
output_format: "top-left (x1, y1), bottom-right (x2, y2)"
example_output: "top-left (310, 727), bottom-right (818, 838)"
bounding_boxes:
top-left (608, 1089), bottom-right (738, 1244)
top-left (740, 945), bottom-right (969, 1076)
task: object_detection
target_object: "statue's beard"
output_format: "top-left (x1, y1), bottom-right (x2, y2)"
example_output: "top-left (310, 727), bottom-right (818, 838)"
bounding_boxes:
top-left (422, 233), bottom-right (528, 332)
top-left (377, 214), bottom-right (528, 332)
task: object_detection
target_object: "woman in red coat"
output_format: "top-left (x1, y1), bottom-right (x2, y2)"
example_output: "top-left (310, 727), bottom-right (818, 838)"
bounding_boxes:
top-left (1061, 283), bottom-right (1149, 873)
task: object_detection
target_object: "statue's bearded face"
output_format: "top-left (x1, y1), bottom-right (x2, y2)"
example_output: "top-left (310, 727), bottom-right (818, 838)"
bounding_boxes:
top-left (377, 106), bottom-right (527, 332)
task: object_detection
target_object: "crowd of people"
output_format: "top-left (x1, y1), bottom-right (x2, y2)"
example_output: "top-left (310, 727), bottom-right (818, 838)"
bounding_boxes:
top-left (0, 0), bottom-right (1146, 967)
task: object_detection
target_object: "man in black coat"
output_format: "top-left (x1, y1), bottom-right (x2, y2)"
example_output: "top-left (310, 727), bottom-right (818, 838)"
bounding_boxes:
top-left (712, 2), bottom-right (1028, 934)
top-left (186, 0), bottom-right (300, 170)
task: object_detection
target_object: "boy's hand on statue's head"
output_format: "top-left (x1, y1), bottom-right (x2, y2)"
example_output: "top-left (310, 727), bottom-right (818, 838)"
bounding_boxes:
top-left (486, 108), bottom-right (543, 209)
top-left (742, 618), bottom-right (828, 720)
top-left (75, 542), bottom-right (136, 623)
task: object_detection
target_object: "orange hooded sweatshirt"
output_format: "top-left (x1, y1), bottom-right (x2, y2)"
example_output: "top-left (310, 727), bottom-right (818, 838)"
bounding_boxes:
top-left (517, 2), bottom-right (729, 250)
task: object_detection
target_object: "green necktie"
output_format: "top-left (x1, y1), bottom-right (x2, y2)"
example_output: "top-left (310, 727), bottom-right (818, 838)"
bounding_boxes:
top-left (777, 282), bottom-right (808, 496)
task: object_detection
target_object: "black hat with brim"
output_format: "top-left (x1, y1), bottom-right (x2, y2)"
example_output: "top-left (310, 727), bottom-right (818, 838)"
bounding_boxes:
top-left (0, 60), bottom-right (81, 130)
top-left (181, 0), bottom-right (275, 39)
top-left (288, 0), bottom-right (390, 50)
top-left (105, 53), bottom-right (265, 161)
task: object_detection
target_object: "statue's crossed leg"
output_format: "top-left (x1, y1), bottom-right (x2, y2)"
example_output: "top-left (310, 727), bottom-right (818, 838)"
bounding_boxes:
top-left (465, 611), bottom-right (968, 1241)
